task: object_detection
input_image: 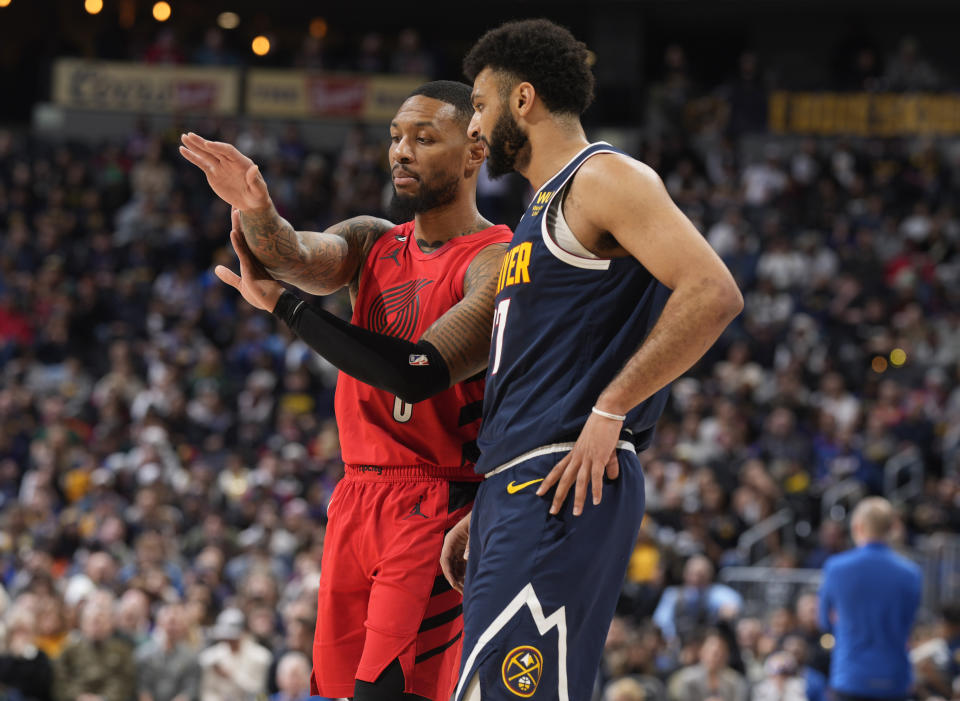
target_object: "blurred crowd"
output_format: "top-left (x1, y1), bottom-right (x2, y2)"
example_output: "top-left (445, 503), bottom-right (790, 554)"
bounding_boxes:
top-left (1, 43), bottom-right (959, 701)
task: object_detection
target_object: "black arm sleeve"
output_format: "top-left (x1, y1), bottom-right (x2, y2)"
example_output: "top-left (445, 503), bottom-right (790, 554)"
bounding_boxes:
top-left (273, 291), bottom-right (450, 403)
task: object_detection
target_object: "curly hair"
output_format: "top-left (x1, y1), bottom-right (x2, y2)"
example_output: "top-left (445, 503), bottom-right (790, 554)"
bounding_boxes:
top-left (463, 19), bottom-right (595, 116)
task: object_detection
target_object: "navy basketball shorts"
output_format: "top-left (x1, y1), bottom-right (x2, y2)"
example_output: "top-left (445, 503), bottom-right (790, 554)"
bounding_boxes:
top-left (454, 442), bottom-right (645, 701)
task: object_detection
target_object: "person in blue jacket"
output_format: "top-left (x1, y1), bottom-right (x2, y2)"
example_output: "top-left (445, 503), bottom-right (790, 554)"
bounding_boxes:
top-left (819, 497), bottom-right (922, 701)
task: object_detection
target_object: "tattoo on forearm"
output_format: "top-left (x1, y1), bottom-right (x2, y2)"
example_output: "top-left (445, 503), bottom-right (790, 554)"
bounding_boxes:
top-left (239, 208), bottom-right (305, 268)
top-left (239, 212), bottom-right (392, 295)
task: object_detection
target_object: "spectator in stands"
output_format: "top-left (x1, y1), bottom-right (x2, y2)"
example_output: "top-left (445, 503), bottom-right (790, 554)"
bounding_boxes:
top-left (64, 551), bottom-right (119, 608)
top-left (136, 602), bottom-right (200, 701)
top-left (353, 32), bottom-right (386, 73)
top-left (750, 651), bottom-right (806, 701)
top-left (721, 51), bottom-right (769, 137)
top-left (653, 555), bottom-right (744, 642)
top-left (803, 520), bottom-right (847, 569)
top-left (116, 588), bottom-right (152, 648)
top-left (388, 28), bottom-right (435, 76)
top-left (52, 590), bottom-right (136, 701)
top-left (741, 147), bottom-right (788, 209)
top-left (197, 608), bottom-right (271, 701)
top-left (668, 630), bottom-right (748, 701)
top-left (792, 593), bottom-right (831, 676)
top-left (33, 594), bottom-right (69, 662)
top-left (0, 605), bottom-right (53, 701)
top-left (782, 634), bottom-right (827, 701)
top-left (192, 28), bottom-right (240, 67)
top-left (943, 604), bottom-right (960, 682)
top-left (819, 497), bottom-right (923, 701)
top-left (144, 29), bottom-right (185, 65)
top-left (883, 36), bottom-right (940, 91)
top-left (603, 676), bottom-right (650, 701)
top-left (294, 36), bottom-right (326, 70)
top-left (265, 608), bottom-right (314, 696)
top-left (269, 650), bottom-right (312, 701)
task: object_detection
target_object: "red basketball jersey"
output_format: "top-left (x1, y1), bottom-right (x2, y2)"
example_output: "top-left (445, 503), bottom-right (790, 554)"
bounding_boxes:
top-left (334, 221), bottom-right (513, 477)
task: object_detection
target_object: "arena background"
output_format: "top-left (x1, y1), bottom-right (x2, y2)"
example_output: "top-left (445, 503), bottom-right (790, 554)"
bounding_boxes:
top-left (0, 1), bottom-right (958, 700)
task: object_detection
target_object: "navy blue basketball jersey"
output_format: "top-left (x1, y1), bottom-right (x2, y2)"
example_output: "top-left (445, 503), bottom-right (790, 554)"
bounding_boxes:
top-left (475, 142), bottom-right (672, 474)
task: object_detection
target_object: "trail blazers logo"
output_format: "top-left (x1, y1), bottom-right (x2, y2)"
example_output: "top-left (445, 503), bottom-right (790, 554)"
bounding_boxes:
top-left (502, 646), bottom-right (543, 697)
top-left (369, 279), bottom-right (434, 341)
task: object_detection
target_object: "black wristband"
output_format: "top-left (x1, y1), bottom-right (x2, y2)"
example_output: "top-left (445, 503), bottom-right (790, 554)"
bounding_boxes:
top-left (272, 291), bottom-right (305, 325)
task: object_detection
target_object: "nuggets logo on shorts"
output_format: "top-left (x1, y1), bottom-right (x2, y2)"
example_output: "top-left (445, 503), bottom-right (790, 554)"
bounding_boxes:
top-left (501, 645), bottom-right (543, 697)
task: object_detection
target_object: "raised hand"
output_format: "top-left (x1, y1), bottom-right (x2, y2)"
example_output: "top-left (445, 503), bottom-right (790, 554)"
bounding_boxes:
top-left (179, 132), bottom-right (271, 212)
top-left (215, 209), bottom-right (285, 312)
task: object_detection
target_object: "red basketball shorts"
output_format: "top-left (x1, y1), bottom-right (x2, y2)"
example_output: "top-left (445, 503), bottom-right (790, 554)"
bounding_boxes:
top-left (311, 465), bottom-right (477, 700)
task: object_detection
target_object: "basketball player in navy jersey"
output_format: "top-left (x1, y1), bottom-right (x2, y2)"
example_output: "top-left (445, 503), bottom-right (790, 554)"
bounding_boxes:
top-left (180, 82), bottom-right (512, 701)
top-left (440, 20), bottom-right (743, 700)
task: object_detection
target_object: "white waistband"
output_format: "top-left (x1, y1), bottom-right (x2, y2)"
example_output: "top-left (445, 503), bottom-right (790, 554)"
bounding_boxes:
top-left (483, 440), bottom-right (636, 479)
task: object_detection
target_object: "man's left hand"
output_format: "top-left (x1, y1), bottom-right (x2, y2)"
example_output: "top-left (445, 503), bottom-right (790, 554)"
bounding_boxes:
top-left (215, 209), bottom-right (285, 312)
top-left (536, 411), bottom-right (621, 516)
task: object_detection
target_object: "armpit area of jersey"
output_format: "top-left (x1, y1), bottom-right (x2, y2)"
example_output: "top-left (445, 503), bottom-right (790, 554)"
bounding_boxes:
top-left (272, 291), bottom-right (450, 403)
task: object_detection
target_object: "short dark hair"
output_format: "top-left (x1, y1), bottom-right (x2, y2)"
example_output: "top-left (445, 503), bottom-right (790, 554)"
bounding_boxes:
top-left (463, 19), bottom-right (595, 116)
top-left (406, 80), bottom-right (474, 130)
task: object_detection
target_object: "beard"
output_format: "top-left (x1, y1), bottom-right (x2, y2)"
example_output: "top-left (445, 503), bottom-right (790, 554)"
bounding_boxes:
top-left (388, 169), bottom-right (460, 221)
top-left (484, 107), bottom-right (530, 179)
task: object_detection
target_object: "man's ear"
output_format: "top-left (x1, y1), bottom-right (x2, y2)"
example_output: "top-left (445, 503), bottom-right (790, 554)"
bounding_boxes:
top-left (514, 81), bottom-right (536, 118)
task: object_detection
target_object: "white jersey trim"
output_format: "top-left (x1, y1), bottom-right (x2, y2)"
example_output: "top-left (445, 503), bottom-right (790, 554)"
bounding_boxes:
top-left (484, 439), bottom-right (637, 478)
top-left (538, 144), bottom-right (619, 271)
top-left (549, 187), bottom-right (601, 259)
top-left (454, 583), bottom-right (570, 701)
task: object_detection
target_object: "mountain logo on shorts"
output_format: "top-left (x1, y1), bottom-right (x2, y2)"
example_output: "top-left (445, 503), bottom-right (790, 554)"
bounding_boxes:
top-left (368, 279), bottom-right (434, 341)
top-left (501, 645), bottom-right (543, 697)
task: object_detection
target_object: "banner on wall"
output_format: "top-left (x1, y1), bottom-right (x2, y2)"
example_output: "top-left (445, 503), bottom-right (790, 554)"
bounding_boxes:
top-left (246, 70), bottom-right (425, 121)
top-left (52, 59), bottom-right (240, 114)
top-left (769, 91), bottom-right (960, 136)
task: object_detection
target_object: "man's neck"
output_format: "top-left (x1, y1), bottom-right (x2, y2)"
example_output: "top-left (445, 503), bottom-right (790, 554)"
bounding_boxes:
top-left (519, 120), bottom-right (590, 193)
top-left (854, 531), bottom-right (888, 547)
top-left (412, 199), bottom-right (488, 253)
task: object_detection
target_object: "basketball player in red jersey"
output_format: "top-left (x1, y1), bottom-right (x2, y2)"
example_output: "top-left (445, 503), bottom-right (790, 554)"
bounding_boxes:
top-left (179, 81), bottom-right (512, 701)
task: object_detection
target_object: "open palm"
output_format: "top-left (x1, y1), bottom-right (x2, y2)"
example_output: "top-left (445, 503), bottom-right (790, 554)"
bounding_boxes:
top-left (179, 132), bottom-right (271, 212)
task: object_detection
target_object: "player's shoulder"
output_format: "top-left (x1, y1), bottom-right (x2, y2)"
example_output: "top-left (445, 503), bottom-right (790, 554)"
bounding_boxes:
top-left (887, 548), bottom-right (923, 578)
top-left (822, 549), bottom-right (855, 572)
top-left (578, 150), bottom-right (661, 188)
top-left (330, 215), bottom-right (399, 246)
top-left (461, 223), bottom-right (513, 248)
top-left (479, 223), bottom-right (514, 240)
top-left (571, 152), bottom-right (665, 213)
top-left (362, 218), bottom-right (411, 254)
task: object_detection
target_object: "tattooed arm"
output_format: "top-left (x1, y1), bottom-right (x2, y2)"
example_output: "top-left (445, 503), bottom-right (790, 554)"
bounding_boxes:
top-left (179, 132), bottom-right (391, 295)
top-left (217, 217), bottom-right (510, 401)
top-left (239, 208), bottom-right (392, 296)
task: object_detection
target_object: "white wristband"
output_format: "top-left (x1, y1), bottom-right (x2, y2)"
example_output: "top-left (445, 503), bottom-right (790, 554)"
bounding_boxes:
top-left (591, 406), bottom-right (626, 422)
